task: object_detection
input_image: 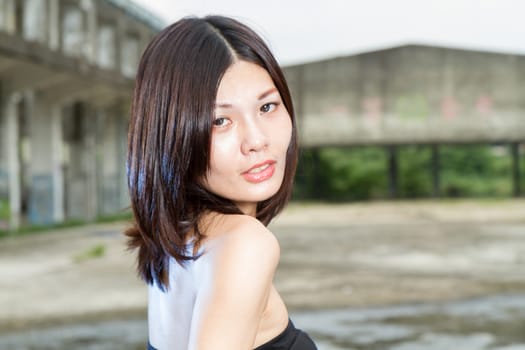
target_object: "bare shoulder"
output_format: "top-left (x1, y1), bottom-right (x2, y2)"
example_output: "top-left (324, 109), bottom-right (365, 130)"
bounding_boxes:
top-left (207, 214), bottom-right (280, 270)
top-left (189, 215), bottom-right (281, 348)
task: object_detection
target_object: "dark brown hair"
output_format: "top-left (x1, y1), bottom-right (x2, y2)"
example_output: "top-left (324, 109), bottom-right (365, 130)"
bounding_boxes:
top-left (125, 15), bottom-right (298, 288)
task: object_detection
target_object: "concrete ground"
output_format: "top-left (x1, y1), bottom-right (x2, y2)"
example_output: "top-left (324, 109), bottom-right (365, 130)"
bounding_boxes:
top-left (0, 199), bottom-right (524, 333)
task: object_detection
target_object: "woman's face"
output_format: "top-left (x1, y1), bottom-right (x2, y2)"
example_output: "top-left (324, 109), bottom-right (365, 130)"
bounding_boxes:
top-left (203, 60), bottom-right (292, 216)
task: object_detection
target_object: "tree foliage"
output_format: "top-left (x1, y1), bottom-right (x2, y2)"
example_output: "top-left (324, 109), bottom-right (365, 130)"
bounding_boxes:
top-left (293, 144), bottom-right (519, 201)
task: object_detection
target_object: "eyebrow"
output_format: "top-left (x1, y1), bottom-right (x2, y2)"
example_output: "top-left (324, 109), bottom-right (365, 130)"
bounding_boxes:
top-left (215, 87), bottom-right (278, 109)
top-left (258, 87), bottom-right (278, 101)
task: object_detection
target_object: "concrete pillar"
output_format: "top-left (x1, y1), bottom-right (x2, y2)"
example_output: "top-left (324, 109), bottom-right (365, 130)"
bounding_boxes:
top-left (431, 144), bottom-right (441, 197)
top-left (96, 109), bottom-right (109, 215)
top-left (23, 0), bottom-right (47, 43)
top-left (84, 105), bottom-right (98, 221)
top-left (61, 3), bottom-right (84, 57)
top-left (83, 0), bottom-right (97, 63)
top-left (121, 34), bottom-right (139, 78)
top-left (116, 105), bottom-right (129, 210)
top-left (0, 0), bottom-right (6, 31)
top-left (63, 102), bottom-right (97, 221)
top-left (97, 23), bottom-right (117, 69)
top-left (48, 0), bottom-right (60, 50)
top-left (387, 145), bottom-right (398, 198)
top-left (310, 147), bottom-right (322, 199)
top-left (295, 66), bottom-right (305, 128)
top-left (29, 96), bottom-right (64, 224)
top-left (138, 27), bottom-right (151, 57)
top-left (96, 102), bottom-right (131, 216)
top-left (63, 103), bottom-right (83, 220)
top-left (1, 0), bottom-right (16, 34)
top-left (0, 82), bottom-right (9, 229)
top-left (114, 12), bottom-right (125, 76)
top-left (3, 92), bottom-right (21, 229)
top-left (50, 104), bottom-right (64, 221)
top-left (511, 142), bottom-right (521, 197)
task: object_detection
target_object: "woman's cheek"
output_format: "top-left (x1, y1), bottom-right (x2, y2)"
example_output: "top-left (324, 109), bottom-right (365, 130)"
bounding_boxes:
top-left (210, 133), bottom-right (237, 167)
top-left (279, 116), bottom-right (293, 150)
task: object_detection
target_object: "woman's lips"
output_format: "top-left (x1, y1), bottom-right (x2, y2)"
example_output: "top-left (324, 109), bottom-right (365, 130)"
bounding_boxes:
top-left (242, 161), bottom-right (276, 183)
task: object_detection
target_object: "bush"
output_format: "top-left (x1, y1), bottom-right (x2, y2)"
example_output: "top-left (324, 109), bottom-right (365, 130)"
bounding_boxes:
top-left (399, 146), bottom-right (433, 198)
top-left (293, 144), bottom-right (518, 201)
top-left (441, 145), bottom-right (512, 197)
top-left (0, 199), bottom-right (9, 231)
top-left (293, 147), bottom-right (387, 201)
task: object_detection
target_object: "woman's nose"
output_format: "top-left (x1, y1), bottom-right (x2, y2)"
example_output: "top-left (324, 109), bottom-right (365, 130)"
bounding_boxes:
top-left (240, 118), bottom-right (268, 155)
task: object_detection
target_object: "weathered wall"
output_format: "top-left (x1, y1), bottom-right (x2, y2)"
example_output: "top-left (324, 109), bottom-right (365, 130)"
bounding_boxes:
top-left (284, 45), bottom-right (525, 146)
top-left (0, 0), bottom-right (162, 228)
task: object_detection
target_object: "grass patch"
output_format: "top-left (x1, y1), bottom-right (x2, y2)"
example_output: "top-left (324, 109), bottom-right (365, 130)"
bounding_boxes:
top-left (73, 244), bottom-right (106, 263)
top-left (96, 210), bottom-right (133, 223)
top-left (0, 219), bottom-right (86, 238)
top-left (0, 199), bottom-right (9, 219)
top-left (0, 199), bottom-right (9, 233)
top-left (0, 209), bottom-right (132, 239)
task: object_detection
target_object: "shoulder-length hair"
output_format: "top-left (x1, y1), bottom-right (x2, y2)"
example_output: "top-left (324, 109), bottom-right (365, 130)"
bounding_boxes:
top-left (125, 15), bottom-right (298, 288)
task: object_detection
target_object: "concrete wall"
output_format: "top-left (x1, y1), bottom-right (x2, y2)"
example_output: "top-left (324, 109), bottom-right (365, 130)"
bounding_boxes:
top-left (0, 0), bottom-right (162, 229)
top-left (284, 45), bottom-right (525, 146)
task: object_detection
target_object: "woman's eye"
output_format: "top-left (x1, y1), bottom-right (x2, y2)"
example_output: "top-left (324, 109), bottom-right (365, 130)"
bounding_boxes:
top-left (260, 102), bottom-right (277, 113)
top-left (212, 117), bottom-right (231, 127)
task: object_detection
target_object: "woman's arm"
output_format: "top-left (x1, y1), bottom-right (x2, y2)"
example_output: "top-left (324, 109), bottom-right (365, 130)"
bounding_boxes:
top-left (188, 216), bottom-right (280, 350)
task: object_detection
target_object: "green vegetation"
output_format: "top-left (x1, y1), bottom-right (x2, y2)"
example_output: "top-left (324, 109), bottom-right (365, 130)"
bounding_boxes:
top-left (294, 147), bottom-right (387, 201)
top-left (440, 145), bottom-right (512, 197)
top-left (399, 146), bottom-right (433, 197)
top-left (0, 199), bottom-right (9, 221)
top-left (73, 244), bottom-right (106, 263)
top-left (293, 144), bottom-right (521, 201)
top-left (0, 209), bottom-right (132, 238)
top-left (0, 144), bottom-right (521, 235)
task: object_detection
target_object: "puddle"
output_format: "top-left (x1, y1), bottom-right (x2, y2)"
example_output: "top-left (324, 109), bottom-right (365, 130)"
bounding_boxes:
top-left (293, 294), bottom-right (525, 349)
top-left (1, 294), bottom-right (524, 350)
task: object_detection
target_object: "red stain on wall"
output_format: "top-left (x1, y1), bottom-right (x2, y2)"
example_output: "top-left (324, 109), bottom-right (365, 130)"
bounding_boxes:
top-left (362, 97), bottom-right (383, 120)
top-left (440, 96), bottom-right (459, 120)
top-left (475, 95), bottom-right (493, 116)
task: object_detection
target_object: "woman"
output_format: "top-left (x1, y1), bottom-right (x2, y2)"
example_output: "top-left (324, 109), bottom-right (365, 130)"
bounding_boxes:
top-left (126, 15), bottom-right (318, 350)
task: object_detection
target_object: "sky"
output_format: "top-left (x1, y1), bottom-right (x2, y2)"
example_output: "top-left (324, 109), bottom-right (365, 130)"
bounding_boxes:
top-left (131, 0), bottom-right (525, 66)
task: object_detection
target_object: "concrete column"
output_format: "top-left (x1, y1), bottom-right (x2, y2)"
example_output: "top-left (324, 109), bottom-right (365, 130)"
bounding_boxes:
top-left (114, 13), bottom-right (125, 77)
top-left (29, 96), bottom-right (65, 224)
top-left (511, 142), bottom-right (521, 197)
top-left (95, 108), bottom-right (120, 216)
top-left (83, 0), bottom-right (97, 63)
top-left (63, 104), bottom-right (82, 220)
top-left (23, 0), bottom-right (47, 43)
top-left (295, 66), bottom-right (305, 128)
top-left (0, 0), bottom-right (6, 31)
top-left (310, 147), bottom-right (322, 199)
top-left (61, 3), bottom-right (84, 57)
top-left (51, 105), bottom-right (64, 222)
top-left (97, 23), bottom-right (117, 69)
top-left (84, 105), bottom-right (98, 221)
top-left (47, 0), bottom-right (60, 50)
top-left (431, 144), bottom-right (441, 198)
top-left (2, 0), bottom-right (16, 34)
top-left (4, 92), bottom-right (21, 229)
top-left (387, 145), bottom-right (398, 199)
top-left (116, 105), bottom-right (129, 210)
top-left (0, 82), bottom-right (9, 229)
top-left (63, 102), bottom-right (97, 222)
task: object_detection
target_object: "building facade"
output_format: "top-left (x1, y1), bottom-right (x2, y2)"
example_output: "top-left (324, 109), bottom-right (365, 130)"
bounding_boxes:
top-left (0, 0), bottom-right (163, 229)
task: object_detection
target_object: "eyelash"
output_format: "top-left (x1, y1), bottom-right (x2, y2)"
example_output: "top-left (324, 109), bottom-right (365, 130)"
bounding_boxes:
top-left (212, 117), bottom-right (230, 127)
top-left (212, 102), bottom-right (280, 127)
top-left (260, 102), bottom-right (279, 113)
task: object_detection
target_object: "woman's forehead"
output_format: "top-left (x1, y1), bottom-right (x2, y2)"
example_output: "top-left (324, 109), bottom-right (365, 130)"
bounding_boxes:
top-left (215, 61), bottom-right (276, 106)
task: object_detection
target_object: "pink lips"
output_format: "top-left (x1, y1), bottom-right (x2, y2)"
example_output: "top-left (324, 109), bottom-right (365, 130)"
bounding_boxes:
top-left (242, 160), bottom-right (276, 183)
